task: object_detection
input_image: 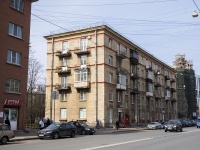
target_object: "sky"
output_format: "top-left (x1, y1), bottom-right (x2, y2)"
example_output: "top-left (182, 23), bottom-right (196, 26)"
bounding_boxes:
top-left (30, 0), bottom-right (200, 80)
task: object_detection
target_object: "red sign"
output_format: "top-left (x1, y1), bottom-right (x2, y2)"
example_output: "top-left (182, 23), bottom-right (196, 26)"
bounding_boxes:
top-left (4, 99), bottom-right (20, 106)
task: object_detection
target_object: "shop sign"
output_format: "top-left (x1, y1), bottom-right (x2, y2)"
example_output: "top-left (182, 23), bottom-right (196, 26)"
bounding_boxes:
top-left (4, 99), bottom-right (20, 106)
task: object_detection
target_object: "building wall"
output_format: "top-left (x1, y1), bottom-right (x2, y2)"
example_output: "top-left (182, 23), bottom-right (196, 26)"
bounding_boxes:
top-left (196, 75), bottom-right (200, 116)
top-left (0, 0), bottom-right (36, 130)
top-left (45, 25), bottom-right (177, 127)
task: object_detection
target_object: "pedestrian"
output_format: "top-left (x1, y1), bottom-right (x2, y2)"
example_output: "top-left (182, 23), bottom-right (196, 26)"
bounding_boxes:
top-left (115, 119), bottom-right (120, 130)
top-left (96, 120), bottom-right (100, 129)
top-left (5, 117), bottom-right (11, 128)
top-left (47, 118), bottom-right (51, 127)
top-left (39, 119), bottom-right (44, 130)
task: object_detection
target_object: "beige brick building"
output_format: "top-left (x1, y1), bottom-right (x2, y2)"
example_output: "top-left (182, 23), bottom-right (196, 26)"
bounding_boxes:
top-left (44, 25), bottom-right (177, 127)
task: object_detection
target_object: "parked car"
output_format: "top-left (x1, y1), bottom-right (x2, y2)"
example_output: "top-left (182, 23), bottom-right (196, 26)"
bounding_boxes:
top-left (165, 120), bottom-right (183, 132)
top-left (197, 116), bottom-right (200, 128)
top-left (69, 121), bottom-right (95, 135)
top-left (0, 123), bottom-right (15, 145)
top-left (147, 122), bottom-right (162, 130)
top-left (37, 122), bottom-right (77, 139)
top-left (161, 121), bottom-right (168, 129)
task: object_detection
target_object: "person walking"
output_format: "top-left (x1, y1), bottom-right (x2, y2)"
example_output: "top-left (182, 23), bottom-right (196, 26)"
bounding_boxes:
top-left (115, 119), bottom-right (120, 130)
top-left (39, 119), bottom-right (44, 130)
top-left (47, 118), bottom-right (51, 127)
top-left (5, 117), bottom-right (11, 128)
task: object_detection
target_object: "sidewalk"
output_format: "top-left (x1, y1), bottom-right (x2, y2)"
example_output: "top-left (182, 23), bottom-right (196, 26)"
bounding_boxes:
top-left (10, 126), bottom-right (148, 142)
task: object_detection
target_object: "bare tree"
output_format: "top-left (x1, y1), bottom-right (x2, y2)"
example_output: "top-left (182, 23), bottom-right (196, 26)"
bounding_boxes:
top-left (26, 50), bottom-right (45, 126)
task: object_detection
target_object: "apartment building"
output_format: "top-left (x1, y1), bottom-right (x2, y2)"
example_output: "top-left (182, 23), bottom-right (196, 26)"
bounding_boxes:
top-left (196, 75), bottom-right (200, 116)
top-left (0, 0), bottom-right (38, 130)
top-left (44, 24), bottom-right (177, 127)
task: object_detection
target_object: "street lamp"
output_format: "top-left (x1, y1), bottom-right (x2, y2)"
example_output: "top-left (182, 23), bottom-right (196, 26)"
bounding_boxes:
top-left (192, 0), bottom-right (200, 17)
top-left (162, 111), bottom-right (165, 122)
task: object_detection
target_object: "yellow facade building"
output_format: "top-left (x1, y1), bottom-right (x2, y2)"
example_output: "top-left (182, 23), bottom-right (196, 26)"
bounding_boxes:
top-left (44, 25), bottom-right (177, 127)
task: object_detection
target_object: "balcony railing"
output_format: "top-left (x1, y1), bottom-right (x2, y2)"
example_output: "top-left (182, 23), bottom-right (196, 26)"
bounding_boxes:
top-left (165, 96), bottom-right (170, 101)
top-left (170, 87), bottom-right (176, 92)
top-left (130, 72), bottom-right (139, 79)
top-left (116, 51), bottom-right (126, 59)
top-left (146, 65), bottom-right (152, 71)
top-left (146, 73), bottom-right (153, 83)
top-left (56, 50), bottom-right (71, 57)
top-left (55, 83), bottom-right (71, 91)
top-left (74, 48), bottom-right (90, 55)
top-left (154, 81), bottom-right (161, 87)
top-left (116, 84), bottom-right (126, 91)
top-left (165, 75), bottom-right (170, 80)
top-left (146, 91), bottom-right (153, 97)
top-left (170, 78), bottom-right (176, 82)
top-left (55, 67), bottom-right (71, 74)
top-left (74, 81), bottom-right (90, 89)
top-left (130, 57), bottom-right (138, 65)
top-left (130, 88), bottom-right (139, 94)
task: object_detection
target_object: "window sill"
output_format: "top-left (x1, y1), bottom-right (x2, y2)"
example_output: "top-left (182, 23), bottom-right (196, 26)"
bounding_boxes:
top-left (7, 62), bottom-right (23, 67)
top-left (5, 91), bottom-right (22, 95)
top-left (8, 34), bottom-right (23, 40)
top-left (59, 118), bottom-right (67, 121)
top-left (9, 6), bottom-right (24, 14)
top-left (79, 100), bottom-right (86, 102)
top-left (60, 100), bottom-right (67, 102)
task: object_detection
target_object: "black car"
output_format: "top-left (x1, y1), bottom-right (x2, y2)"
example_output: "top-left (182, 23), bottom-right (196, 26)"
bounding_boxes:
top-left (165, 120), bottom-right (183, 132)
top-left (69, 121), bottom-right (95, 135)
top-left (37, 123), bottom-right (77, 139)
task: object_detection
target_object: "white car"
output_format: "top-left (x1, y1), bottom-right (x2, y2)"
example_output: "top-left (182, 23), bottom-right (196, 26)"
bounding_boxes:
top-left (147, 122), bottom-right (162, 130)
top-left (0, 123), bottom-right (15, 144)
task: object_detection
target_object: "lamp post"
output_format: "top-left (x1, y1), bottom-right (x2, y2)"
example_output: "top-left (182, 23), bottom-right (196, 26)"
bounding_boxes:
top-left (162, 110), bottom-right (165, 122)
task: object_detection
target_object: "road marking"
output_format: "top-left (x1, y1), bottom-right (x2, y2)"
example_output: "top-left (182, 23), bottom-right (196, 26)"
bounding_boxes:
top-left (81, 130), bottom-right (200, 150)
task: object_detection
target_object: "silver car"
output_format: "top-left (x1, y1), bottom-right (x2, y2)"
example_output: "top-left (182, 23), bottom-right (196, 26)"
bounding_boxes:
top-left (147, 122), bottom-right (162, 130)
top-left (0, 123), bottom-right (15, 144)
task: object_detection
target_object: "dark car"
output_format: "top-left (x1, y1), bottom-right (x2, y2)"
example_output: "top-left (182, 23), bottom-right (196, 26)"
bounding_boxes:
top-left (165, 120), bottom-right (183, 132)
top-left (37, 123), bottom-right (77, 139)
top-left (69, 121), bottom-right (95, 135)
top-left (161, 121), bottom-right (168, 129)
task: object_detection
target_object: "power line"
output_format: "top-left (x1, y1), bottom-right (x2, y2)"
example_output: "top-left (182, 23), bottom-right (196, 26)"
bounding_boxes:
top-left (31, 13), bottom-right (68, 31)
top-left (34, 0), bottom-right (179, 7)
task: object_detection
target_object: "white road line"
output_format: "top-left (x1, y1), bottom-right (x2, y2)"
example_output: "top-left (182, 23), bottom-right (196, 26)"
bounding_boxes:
top-left (81, 130), bottom-right (200, 150)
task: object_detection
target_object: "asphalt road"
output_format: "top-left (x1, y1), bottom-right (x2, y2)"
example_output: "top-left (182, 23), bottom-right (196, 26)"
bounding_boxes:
top-left (2, 127), bottom-right (200, 150)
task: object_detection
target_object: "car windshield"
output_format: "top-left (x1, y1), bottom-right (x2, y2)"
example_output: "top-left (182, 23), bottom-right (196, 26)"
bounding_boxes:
top-left (168, 120), bottom-right (178, 124)
top-left (79, 122), bottom-right (89, 127)
top-left (46, 124), bottom-right (60, 129)
top-left (150, 122), bottom-right (157, 125)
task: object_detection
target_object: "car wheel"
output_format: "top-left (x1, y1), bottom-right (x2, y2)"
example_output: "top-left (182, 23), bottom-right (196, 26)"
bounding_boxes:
top-left (53, 132), bottom-right (59, 139)
top-left (1, 136), bottom-right (8, 145)
top-left (81, 130), bottom-right (86, 135)
top-left (176, 128), bottom-right (178, 132)
top-left (90, 132), bottom-right (93, 135)
top-left (70, 131), bottom-right (75, 138)
top-left (180, 128), bottom-right (183, 132)
top-left (155, 127), bottom-right (157, 130)
top-left (165, 129), bottom-right (167, 132)
top-left (197, 126), bottom-right (198, 128)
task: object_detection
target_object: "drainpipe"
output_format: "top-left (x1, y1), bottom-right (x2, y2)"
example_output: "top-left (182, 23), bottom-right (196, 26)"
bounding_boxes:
top-left (50, 37), bottom-right (54, 121)
top-left (95, 30), bottom-right (98, 124)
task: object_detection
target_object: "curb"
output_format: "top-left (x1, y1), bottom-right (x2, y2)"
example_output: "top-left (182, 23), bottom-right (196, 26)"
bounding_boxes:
top-left (10, 136), bottom-right (38, 142)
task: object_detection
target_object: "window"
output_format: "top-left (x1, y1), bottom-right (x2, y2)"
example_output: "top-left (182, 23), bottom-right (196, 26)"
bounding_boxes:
top-left (10, 0), bottom-right (24, 12)
top-left (131, 95), bottom-right (134, 104)
top-left (109, 73), bottom-right (113, 83)
top-left (60, 108), bottom-right (67, 119)
top-left (109, 91), bottom-right (113, 101)
top-left (117, 74), bottom-right (126, 85)
top-left (125, 101), bottom-right (128, 108)
top-left (109, 108), bottom-right (113, 123)
top-left (7, 50), bottom-right (21, 65)
top-left (117, 43), bottom-right (120, 54)
top-left (6, 79), bottom-right (20, 93)
top-left (81, 55), bottom-right (87, 66)
top-left (80, 38), bottom-right (87, 51)
top-left (9, 23), bottom-right (22, 39)
top-left (62, 41), bottom-right (68, 53)
top-left (61, 76), bottom-right (68, 88)
top-left (62, 58), bottom-right (67, 66)
top-left (109, 38), bottom-right (112, 48)
top-left (109, 55), bottom-right (113, 66)
top-left (124, 47), bottom-right (127, 56)
top-left (146, 83), bottom-right (153, 92)
top-left (80, 108), bottom-right (86, 119)
top-left (117, 92), bottom-right (121, 102)
top-left (80, 90), bottom-right (86, 101)
top-left (75, 69), bottom-right (88, 82)
top-left (61, 92), bottom-right (67, 101)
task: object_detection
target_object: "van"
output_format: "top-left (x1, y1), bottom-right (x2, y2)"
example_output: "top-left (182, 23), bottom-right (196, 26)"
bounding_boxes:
top-left (197, 116), bottom-right (200, 128)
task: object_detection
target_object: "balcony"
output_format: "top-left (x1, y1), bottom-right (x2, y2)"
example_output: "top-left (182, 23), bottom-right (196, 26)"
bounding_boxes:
top-left (116, 51), bottom-right (126, 59)
top-left (116, 84), bottom-right (126, 91)
top-left (74, 49), bottom-right (90, 55)
top-left (165, 75), bottom-right (170, 80)
top-left (165, 86), bottom-right (170, 90)
top-left (165, 96), bottom-right (170, 101)
top-left (55, 84), bottom-right (71, 91)
top-left (155, 93), bottom-right (161, 99)
top-left (154, 81), bottom-right (161, 87)
top-left (146, 91), bottom-right (153, 97)
top-left (130, 57), bottom-right (138, 65)
top-left (170, 78), bottom-right (176, 82)
top-left (171, 94), bottom-right (177, 101)
top-left (170, 87), bottom-right (176, 92)
top-left (130, 72), bottom-right (139, 79)
top-left (146, 74), bottom-right (153, 83)
top-left (55, 67), bottom-right (71, 74)
top-left (130, 88), bottom-right (139, 94)
top-left (56, 50), bottom-right (71, 57)
top-left (74, 81), bottom-right (90, 89)
top-left (146, 65), bottom-right (152, 71)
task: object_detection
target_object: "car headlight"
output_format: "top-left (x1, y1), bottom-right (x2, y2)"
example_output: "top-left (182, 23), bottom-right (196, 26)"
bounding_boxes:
top-left (173, 125), bottom-right (176, 128)
top-left (85, 128), bottom-right (90, 130)
top-left (46, 131), bottom-right (52, 134)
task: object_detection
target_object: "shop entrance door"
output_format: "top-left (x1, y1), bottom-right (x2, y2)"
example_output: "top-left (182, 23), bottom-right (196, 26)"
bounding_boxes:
top-left (4, 108), bottom-right (18, 130)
